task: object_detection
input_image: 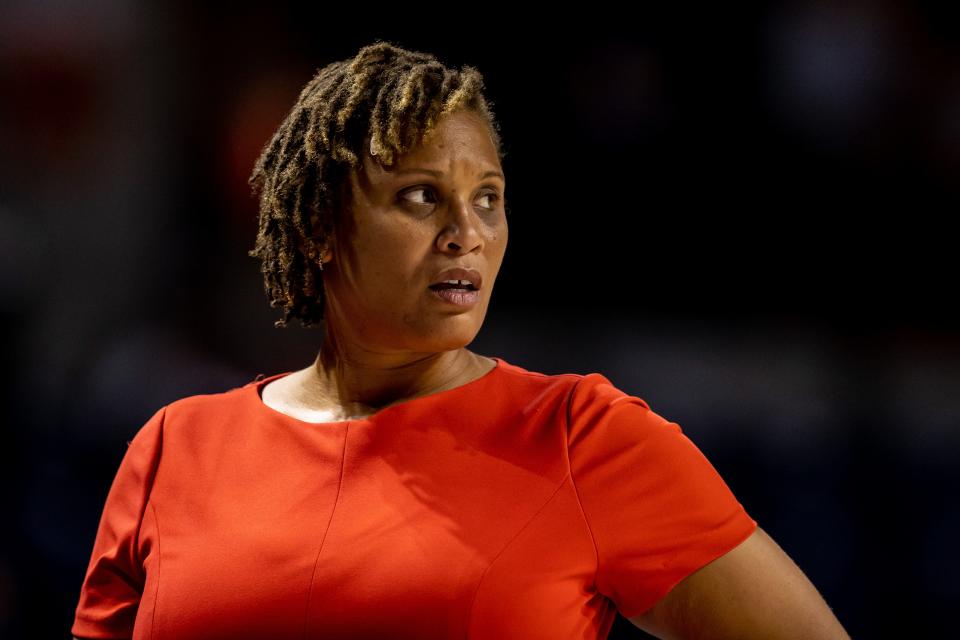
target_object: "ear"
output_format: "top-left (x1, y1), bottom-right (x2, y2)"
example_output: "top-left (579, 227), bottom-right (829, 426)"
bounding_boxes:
top-left (298, 230), bottom-right (328, 264)
top-left (298, 209), bottom-right (328, 254)
top-left (318, 244), bottom-right (332, 264)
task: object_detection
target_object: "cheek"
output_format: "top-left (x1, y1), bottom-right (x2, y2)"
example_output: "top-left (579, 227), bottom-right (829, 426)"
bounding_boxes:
top-left (353, 220), bottom-right (427, 286)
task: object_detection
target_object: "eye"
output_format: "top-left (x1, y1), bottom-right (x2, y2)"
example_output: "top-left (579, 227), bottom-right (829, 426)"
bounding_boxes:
top-left (399, 186), bottom-right (502, 211)
top-left (477, 190), bottom-right (501, 210)
top-left (399, 186), bottom-right (437, 206)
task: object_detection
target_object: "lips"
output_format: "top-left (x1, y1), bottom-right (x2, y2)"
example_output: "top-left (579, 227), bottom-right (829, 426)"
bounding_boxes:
top-left (428, 267), bottom-right (483, 291)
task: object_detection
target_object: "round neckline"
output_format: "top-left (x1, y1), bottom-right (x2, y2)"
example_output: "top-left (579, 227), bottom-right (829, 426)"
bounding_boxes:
top-left (249, 356), bottom-right (505, 427)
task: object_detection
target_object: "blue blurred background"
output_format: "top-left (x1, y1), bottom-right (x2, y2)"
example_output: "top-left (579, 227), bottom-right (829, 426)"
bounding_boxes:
top-left (1, 1), bottom-right (957, 638)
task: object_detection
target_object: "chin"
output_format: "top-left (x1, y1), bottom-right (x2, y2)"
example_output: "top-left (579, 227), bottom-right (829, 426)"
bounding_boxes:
top-left (428, 331), bottom-right (479, 353)
top-left (415, 322), bottom-right (482, 353)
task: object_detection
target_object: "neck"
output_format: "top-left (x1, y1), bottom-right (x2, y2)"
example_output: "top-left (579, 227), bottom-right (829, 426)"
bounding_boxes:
top-left (305, 325), bottom-right (480, 416)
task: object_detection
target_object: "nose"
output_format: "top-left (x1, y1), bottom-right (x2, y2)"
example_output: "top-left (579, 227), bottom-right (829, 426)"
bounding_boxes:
top-left (435, 196), bottom-right (484, 255)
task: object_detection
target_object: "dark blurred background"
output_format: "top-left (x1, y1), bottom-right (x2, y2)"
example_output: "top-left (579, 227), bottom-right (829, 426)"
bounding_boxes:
top-left (2, 1), bottom-right (957, 638)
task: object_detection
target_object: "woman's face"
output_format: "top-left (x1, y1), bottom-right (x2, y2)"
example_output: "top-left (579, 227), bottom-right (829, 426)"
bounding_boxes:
top-left (322, 109), bottom-right (508, 356)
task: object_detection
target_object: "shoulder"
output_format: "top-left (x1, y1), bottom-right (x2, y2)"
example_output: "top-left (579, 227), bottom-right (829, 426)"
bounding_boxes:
top-left (489, 358), bottom-right (651, 419)
top-left (165, 381), bottom-right (252, 413)
top-left (489, 356), bottom-right (582, 397)
top-left (567, 370), bottom-right (653, 414)
top-left (146, 374), bottom-right (270, 433)
top-left (118, 375), bottom-right (281, 456)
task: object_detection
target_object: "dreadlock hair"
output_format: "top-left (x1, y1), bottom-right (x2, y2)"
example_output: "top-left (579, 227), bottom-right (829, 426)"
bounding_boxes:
top-left (248, 40), bottom-right (505, 329)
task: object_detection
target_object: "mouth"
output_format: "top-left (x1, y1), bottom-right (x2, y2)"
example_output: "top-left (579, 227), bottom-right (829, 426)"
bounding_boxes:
top-left (427, 280), bottom-right (481, 307)
top-left (428, 267), bottom-right (483, 291)
top-left (427, 267), bottom-right (483, 306)
top-left (427, 280), bottom-right (479, 293)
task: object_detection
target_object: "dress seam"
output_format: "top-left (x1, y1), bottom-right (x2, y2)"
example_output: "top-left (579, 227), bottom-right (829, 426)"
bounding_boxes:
top-left (149, 500), bottom-right (161, 640)
top-left (563, 376), bottom-right (602, 594)
top-left (302, 421), bottom-right (350, 640)
top-left (464, 473), bottom-right (570, 640)
top-left (136, 406), bottom-right (167, 586)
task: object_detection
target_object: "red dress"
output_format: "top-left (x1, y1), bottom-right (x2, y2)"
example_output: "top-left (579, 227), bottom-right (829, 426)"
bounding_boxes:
top-left (72, 356), bottom-right (757, 639)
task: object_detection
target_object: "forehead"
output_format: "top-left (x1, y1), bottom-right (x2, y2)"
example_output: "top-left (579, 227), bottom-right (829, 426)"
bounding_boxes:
top-left (362, 110), bottom-right (502, 182)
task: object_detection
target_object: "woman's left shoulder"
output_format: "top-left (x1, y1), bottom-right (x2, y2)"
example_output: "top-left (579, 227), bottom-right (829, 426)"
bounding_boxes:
top-left (486, 356), bottom-right (584, 389)
top-left (486, 357), bottom-right (641, 412)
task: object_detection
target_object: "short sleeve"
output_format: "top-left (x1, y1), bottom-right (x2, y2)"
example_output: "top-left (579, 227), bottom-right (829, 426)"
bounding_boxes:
top-left (72, 405), bottom-right (165, 639)
top-left (566, 373), bottom-right (757, 619)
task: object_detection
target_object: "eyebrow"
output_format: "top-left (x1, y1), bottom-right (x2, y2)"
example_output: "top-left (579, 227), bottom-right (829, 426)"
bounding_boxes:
top-left (395, 168), bottom-right (504, 181)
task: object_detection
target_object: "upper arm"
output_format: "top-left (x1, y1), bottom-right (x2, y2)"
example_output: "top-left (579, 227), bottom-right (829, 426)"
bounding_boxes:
top-left (567, 374), bottom-right (764, 616)
top-left (628, 526), bottom-right (850, 640)
top-left (72, 406), bottom-right (166, 639)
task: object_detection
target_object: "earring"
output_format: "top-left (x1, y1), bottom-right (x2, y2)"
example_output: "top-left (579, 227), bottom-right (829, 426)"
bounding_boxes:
top-left (306, 244), bottom-right (325, 271)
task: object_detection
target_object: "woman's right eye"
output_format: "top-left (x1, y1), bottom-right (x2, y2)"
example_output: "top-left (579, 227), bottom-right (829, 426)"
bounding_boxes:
top-left (400, 186), bottom-right (435, 205)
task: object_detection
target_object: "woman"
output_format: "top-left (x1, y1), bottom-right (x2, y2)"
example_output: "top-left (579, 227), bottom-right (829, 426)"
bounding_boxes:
top-left (72, 41), bottom-right (850, 639)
